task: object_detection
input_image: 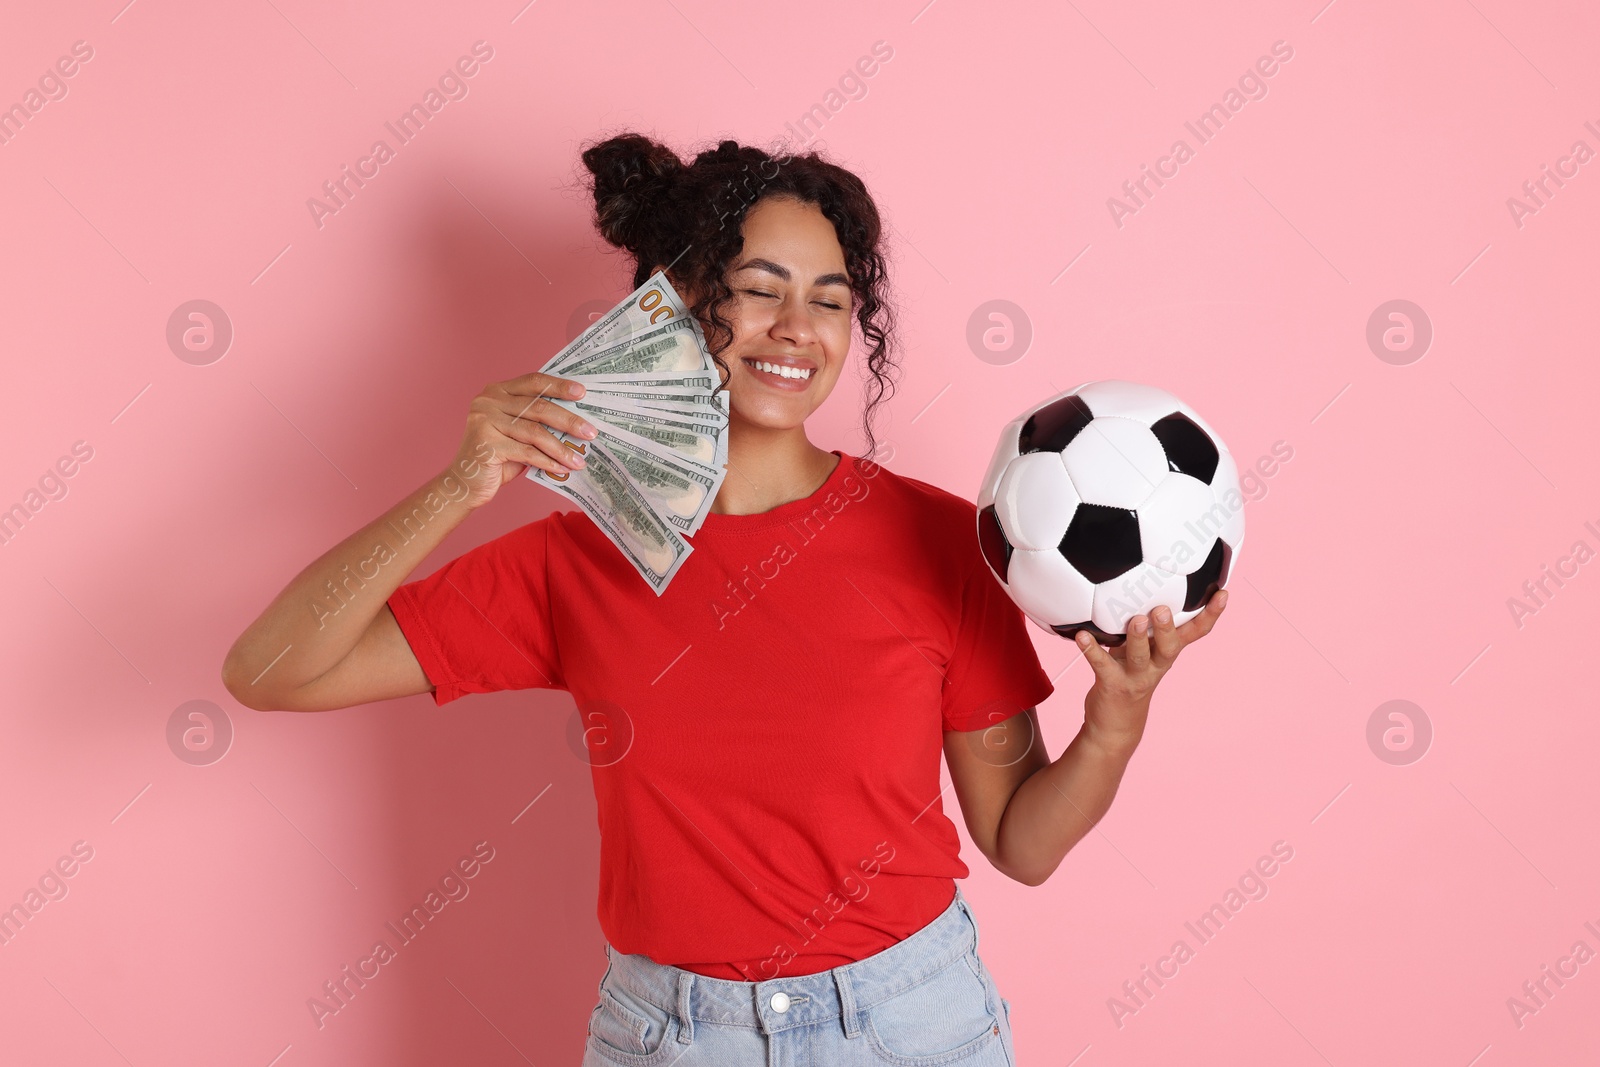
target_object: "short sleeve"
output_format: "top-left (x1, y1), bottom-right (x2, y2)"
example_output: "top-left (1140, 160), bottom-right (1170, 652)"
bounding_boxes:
top-left (940, 557), bottom-right (1054, 732)
top-left (386, 515), bottom-right (567, 706)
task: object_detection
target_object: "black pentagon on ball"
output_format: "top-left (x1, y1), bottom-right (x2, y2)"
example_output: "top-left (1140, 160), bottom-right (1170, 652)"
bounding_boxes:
top-left (978, 504), bottom-right (1013, 583)
top-left (1050, 620), bottom-right (1126, 647)
top-left (1018, 395), bottom-right (1094, 454)
top-left (1184, 538), bottom-right (1234, 611)
top-left (1059, 503), bottom-right (1142, 584)
top-left (1150, 413), bottom-right (1220, 483)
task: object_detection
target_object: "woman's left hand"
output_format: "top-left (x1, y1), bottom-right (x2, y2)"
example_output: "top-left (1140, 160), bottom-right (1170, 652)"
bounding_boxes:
top-left (1072, 589), bottom-right (1229, 756)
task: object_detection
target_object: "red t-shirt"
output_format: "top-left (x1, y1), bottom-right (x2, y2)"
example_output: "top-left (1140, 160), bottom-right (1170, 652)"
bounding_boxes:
top-left (386, 450), bottom-right (1054, 980)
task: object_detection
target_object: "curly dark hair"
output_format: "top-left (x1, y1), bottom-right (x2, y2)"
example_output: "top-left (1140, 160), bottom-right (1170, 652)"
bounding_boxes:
top-left (579, 132), bottom-right (899, 460)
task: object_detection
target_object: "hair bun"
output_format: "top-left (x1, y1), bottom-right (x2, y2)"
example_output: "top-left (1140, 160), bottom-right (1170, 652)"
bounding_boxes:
top-left (582, 134), bottom-right (683, 253)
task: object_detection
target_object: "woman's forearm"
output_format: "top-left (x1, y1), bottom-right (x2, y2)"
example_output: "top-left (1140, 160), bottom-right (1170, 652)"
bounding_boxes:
top-left (220, 459), bottom-right (480, 704)
top-left (221, 365), bottom-right (598, 710)
top-left (992, 696), bottom-right (1143, 886)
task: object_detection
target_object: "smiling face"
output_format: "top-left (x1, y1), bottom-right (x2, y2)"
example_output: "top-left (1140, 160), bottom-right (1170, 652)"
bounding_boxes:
top-left (696, 195), bottom-right (854, 434)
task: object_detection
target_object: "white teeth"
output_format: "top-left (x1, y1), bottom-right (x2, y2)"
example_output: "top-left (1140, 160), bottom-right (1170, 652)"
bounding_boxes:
top-left (750, 360), bottom-right (811, 380)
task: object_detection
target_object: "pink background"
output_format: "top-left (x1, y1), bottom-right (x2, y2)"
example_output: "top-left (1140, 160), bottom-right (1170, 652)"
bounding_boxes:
top-left (2, 0), bottom-right (1596, 1063)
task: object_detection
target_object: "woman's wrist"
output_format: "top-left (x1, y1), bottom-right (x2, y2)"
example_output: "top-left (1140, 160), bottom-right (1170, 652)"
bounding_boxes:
top-left (1080, 698), bottom-right (1147, 764)
top-left (440, 439), bottom-right (509, 512)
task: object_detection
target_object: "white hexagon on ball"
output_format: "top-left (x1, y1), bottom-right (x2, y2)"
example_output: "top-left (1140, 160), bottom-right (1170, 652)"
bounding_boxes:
top-left (977, 416), bottom-right (1024, 512)
top-left (1207, 453), bottom-right (1247, 549)
top-left (1090, 563), bottom-right (1189, 634)
top-left (1137, 473), bottom-right (1220, 576)
top-left (995, 452), bottom-right (1079, 552)
top-left (1007, 548), bottom-right (1095, 629)
top-left (1060, 416), bottom-right (1169, 510)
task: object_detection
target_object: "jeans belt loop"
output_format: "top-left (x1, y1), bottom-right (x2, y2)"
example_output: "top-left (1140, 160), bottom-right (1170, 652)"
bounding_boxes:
top-left (957, 891), bottom-right (979, 954)
top-left (675, 970), bottom-right (694, 1044)
top-left (834, 968), bottom-right (863, 1039)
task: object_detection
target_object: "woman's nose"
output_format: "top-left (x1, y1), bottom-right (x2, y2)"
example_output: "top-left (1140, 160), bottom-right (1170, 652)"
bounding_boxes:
top-left (771, 299), bottom-right (817, 346)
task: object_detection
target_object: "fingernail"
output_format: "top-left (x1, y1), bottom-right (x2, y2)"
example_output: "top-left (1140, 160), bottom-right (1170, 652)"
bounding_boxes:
top-left (1131, 617), bottom-right (1146, 634)
top-left (569, 383), bottom-right (585, 397)
top-left (582, 422), bottom-right (598, 438)
top-left (570, 454), bottom-right (586, 467)
top-left (1076, 631), bottom-right (1092, 648)
top-left (1217, 590), bottom-right (1229, 609)
top-left (1153, 607), bottom-right (1170, 624)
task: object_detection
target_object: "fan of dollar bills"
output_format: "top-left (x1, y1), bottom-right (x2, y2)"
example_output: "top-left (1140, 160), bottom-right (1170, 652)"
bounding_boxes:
top-left (524, 272), bottom-right (729, 595)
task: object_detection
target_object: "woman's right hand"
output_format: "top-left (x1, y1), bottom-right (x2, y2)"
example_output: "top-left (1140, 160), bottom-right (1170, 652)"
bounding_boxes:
top-left (447, 371), bottom-right (600, 510)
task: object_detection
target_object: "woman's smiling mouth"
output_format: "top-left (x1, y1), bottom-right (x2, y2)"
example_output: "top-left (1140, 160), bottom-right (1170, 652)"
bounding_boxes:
top-left (742, 357), bottom-right (815, 389)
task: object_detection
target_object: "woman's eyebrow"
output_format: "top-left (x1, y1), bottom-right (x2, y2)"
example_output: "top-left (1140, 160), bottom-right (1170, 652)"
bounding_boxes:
top-left (733, 258), bottom-right (851, 288)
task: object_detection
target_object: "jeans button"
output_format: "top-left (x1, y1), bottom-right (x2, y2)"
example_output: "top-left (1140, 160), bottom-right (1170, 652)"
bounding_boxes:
top-left (770, 991), bottom-right (791, 1013)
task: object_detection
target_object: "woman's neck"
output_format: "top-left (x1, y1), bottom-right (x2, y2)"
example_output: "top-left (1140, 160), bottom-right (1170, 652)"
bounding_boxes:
top-left (710, 424), bottom-right (841, 516)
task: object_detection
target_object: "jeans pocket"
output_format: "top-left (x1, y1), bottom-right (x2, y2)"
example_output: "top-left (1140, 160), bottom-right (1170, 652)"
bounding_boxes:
top-left (585, 985), bottom-right (679, 1066)
top-left (863, 952), bottom-right (1001, 1065)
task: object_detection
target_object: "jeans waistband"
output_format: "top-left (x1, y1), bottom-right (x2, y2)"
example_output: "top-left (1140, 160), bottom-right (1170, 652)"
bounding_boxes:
top-left (600, 886), bottom-right (980, 1039)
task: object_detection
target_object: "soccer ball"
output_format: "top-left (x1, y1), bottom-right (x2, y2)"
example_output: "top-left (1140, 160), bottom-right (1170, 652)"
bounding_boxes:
top-left (976, 380), bottom-right (1244, 646)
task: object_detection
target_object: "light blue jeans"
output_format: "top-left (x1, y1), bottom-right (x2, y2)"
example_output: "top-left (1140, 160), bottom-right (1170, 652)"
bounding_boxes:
top-left (581, 887), bottom-right (1017, 1066)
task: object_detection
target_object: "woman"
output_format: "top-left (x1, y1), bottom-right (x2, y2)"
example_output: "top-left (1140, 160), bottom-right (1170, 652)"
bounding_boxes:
top-left (222, 133), bottom-right (1226, 1065)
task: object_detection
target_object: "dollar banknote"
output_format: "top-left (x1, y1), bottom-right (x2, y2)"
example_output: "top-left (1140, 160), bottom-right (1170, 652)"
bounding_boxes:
top-left (532, 412), bottom-right (724, 535)
top-left (528, 439), bottom-right (692, 595)
top-left (576, 372), bottom-right (719, 392)
top-left (551, 394), bottom-right (725, 467)
top-left (587, 391), bottom-right (730, 428)
top-left (582, 386), bottom-right (728, 412)
top-left (577, 370), bottom-right (726, 410)
top-left (572, 375), bottom-right (729, 415)
top-left (526, 272), bottom-right (731, 591)
top-left (542, 271), bottom-right (692, 373)
top-left (587, 392), bottom-right (730, 467)
top-left (552, 317), bottom-right (711, 377)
